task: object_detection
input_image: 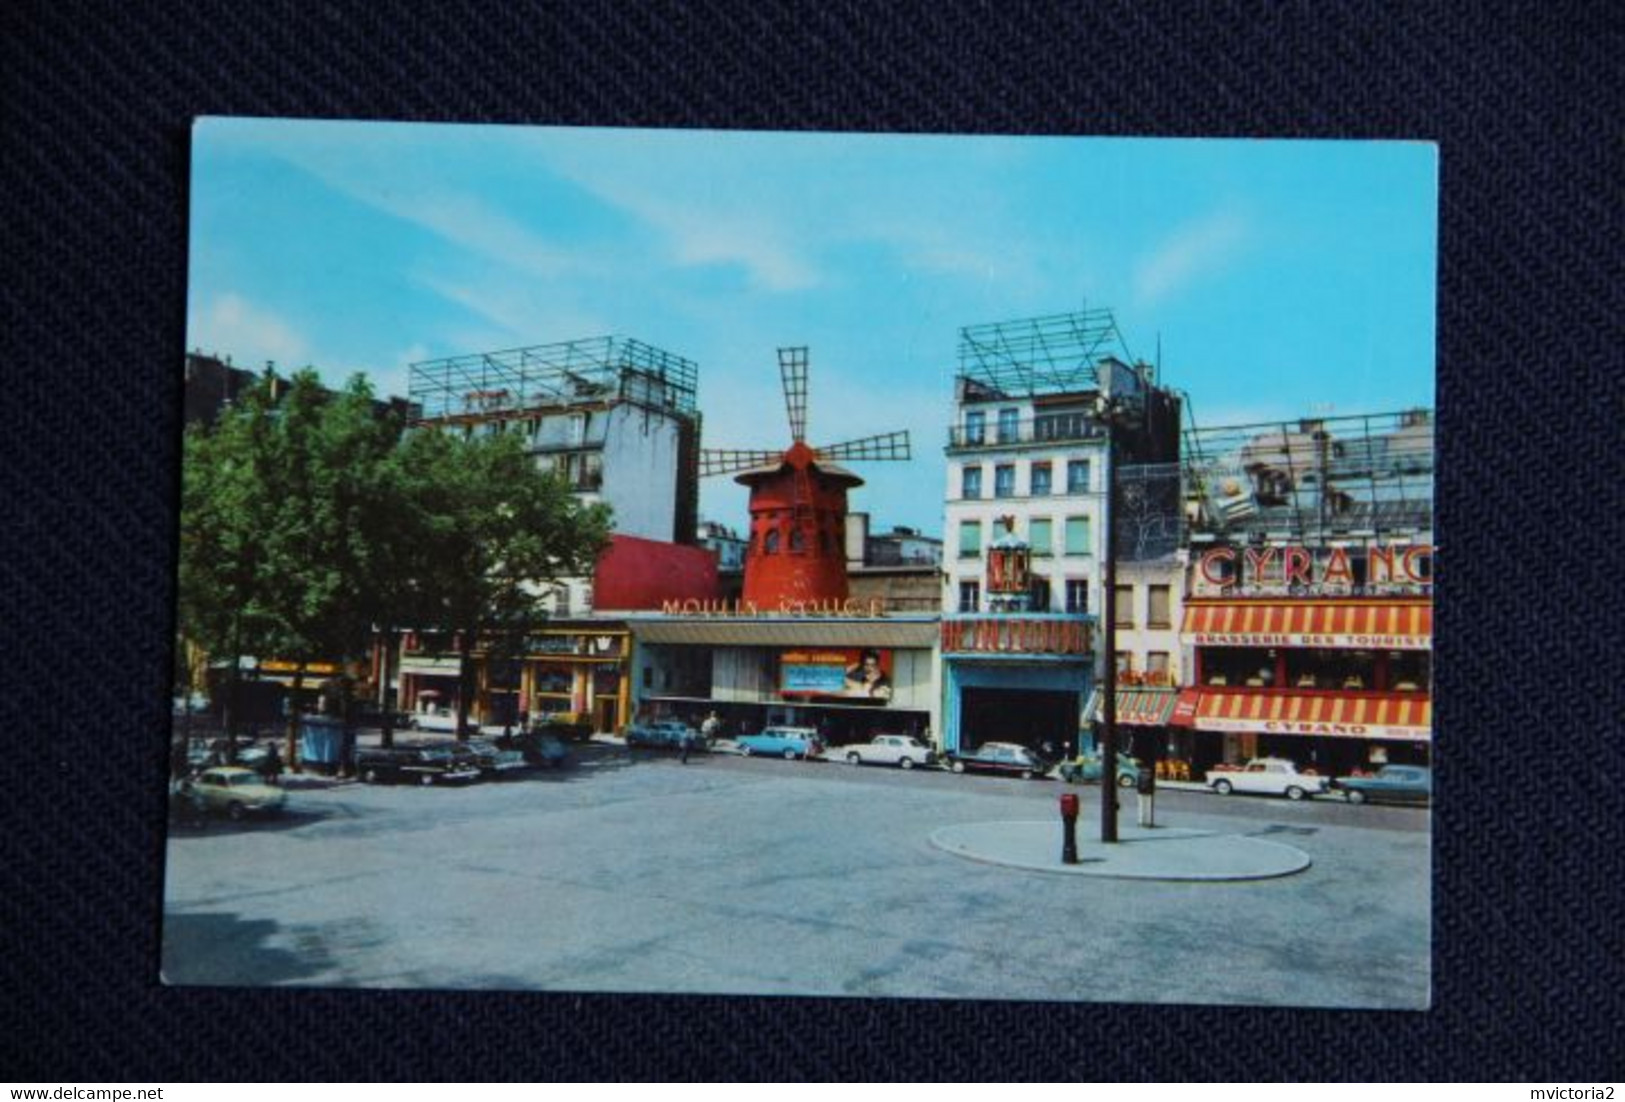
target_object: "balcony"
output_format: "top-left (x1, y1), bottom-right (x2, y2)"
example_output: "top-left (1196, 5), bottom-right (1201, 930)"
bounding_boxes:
top-left (947, 414), bottom-right (1106, 450)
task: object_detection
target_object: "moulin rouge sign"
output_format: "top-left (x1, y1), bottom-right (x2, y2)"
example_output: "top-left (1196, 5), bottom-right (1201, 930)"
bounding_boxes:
top-left (1194, 543), bottom-right (1434, 597)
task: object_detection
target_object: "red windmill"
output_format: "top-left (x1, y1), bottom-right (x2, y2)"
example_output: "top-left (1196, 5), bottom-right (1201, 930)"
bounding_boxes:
top-left (701, 347), bottom-right (911, 606)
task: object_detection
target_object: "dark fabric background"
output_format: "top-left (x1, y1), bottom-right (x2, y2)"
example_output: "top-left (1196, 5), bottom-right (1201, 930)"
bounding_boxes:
top-left (3, 0), bottom-right (1621, 1083)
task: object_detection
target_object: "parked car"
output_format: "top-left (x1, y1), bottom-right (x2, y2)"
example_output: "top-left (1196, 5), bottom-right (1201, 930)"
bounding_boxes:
top-left (408, 706), bottom-right (471, 734)
top-left (513, 730), bottom-right (571, 769)
top-left (462, 737), bottom-right (530, 776)
top-left (180, 766), bottom-right (286, 821)
top-left (355, 745), bottom-right (482, 786)
top-left (1058, 751), bottom-right (1141, 788)
top-left (841, 734), bottom-right (936, 770)
top-left (1334, 764), bottom-right (1432, 805)
top-left (625, 719), bottom-right (704, 751)
top-left (1206, 757), bottom-right (1330, 800)
top-left (532, 713), bottom-right (595, 742)
top-left (736, 726), bottom-right (823, 760)
top-left (947, 741), bottom-right (1050, 780)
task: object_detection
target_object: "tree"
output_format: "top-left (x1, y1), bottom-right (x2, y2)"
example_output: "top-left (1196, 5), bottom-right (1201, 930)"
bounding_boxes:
top-left (394, 426), bottom-right (612, 738)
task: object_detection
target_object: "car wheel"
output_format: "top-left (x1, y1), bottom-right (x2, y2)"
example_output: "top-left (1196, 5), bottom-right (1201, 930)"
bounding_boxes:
top-left (1118, 773), bottom-right (1136, 788)
top-left (951, 760), bottom-right (966, 774)
top-left (363, 768), bottom-right (380, 785)
top-left (1214, 779), bottom-right (1233, 795)
top-left (740, 745), bottom-right (753, 756)
top-left (420, 774), bottom-right (435, 787)
top-left (1346, 788), bottom-right (1367, 804)
top-left (1286, 785), bottom-right (1307, 801)
top-left (899, 757), bottom-right (915, 770)
top-left (783, 748), bottom-right (797, 761)
top-left (846, 752), bottom-right (861, 766)
top-left (226, 801), bottom-right (245, 822)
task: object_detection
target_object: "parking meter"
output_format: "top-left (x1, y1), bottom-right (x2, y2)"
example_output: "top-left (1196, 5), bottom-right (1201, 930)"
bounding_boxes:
top-left (1059, 792), bottom-right (1080, 864)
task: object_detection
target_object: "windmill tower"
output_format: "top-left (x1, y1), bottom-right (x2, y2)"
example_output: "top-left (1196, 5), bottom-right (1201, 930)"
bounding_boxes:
top-left (701, 347), bottom-right (911, 606)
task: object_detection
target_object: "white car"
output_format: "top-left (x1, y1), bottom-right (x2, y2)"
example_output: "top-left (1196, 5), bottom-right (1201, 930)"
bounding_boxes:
top-left (843, 734), bottom-right (937, 770)
top-left (1207, 757), bottom-right (1330, 801)
top-left (409, 706), bottom-right (468, 734)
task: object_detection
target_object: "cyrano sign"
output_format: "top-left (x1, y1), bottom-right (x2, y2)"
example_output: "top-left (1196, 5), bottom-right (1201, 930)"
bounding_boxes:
top-left (1197, 543), bottom-right (1433, 594)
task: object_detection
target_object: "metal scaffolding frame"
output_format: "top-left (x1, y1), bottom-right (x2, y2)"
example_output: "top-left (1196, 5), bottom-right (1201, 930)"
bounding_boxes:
top-left (407, 336), bottom-right (699, 423)
top-left (1181, 409), bottom-right (1435, 542)
top-left (956, 308), bottom-right (1135, 398)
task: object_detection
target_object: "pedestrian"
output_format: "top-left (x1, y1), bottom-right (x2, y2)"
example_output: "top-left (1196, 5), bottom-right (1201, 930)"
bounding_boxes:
top-left (260, 742), bottom-right (283, 785)
top-left (679, 726), bottom-right (696, 764)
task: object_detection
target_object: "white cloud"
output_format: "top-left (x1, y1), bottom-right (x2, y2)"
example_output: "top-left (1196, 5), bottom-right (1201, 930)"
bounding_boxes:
top-left (1133, 211), bottom-right (1248, 307)
top-left (189, 293), bottom-right (308, 368)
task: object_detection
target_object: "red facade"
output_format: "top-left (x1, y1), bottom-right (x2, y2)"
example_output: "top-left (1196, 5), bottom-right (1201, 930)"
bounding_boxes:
top-left (592, 534), bottom-right (719, 611)
top-left (737, 442), bottom-right (862, 605)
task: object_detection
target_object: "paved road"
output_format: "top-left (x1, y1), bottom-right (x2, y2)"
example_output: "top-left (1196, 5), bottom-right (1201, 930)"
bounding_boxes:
top-left (162, 744), bottom-right (1431, 1008)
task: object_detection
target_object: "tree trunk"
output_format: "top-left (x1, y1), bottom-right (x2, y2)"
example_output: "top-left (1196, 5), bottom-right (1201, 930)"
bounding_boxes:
top-left (455, 631), bottom-right (474, 742)
top-left (379, 627), bottom-right (397, 749)
top-left (286, 665), bottom-right (305, 773)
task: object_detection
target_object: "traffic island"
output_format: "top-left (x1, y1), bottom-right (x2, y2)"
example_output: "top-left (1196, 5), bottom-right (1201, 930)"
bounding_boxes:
top-left (928, 820), bottom-right (1313, 881)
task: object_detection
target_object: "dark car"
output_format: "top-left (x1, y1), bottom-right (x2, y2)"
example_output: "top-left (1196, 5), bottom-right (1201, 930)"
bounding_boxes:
top-left (512, 730), bottom-right (571, 769)
top-left (1057, 751), bottom-right (1141, 788)
top-left (355, 745), bottom-right (482, 786)
top-left (947, 741), bottom-right (1051, 780)
top-left (1334, 764), bottom-right (1432, 805)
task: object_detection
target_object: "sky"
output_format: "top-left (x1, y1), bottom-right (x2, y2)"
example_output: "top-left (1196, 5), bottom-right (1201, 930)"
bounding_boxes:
top-left (187, 119), bottom-right (1437, 536)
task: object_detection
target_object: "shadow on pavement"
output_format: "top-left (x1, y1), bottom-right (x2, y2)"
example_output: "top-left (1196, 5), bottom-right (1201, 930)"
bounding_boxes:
top-left (161, 911), bottom-right (336, 987)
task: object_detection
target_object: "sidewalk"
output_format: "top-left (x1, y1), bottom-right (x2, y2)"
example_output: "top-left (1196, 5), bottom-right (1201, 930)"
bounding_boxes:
top-left (929, 819), bottom-right (1313, 881)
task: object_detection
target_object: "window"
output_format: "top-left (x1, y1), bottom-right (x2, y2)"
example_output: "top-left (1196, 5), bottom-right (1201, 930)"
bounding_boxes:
top-left (1064, 516), bottom-right (1091, 556)
top-left (763, 528), bottom-right (780, 554)
top-left (958, 520), bottom-right (982, 558)
top-left (1029, 576), bottom-right (1051, 612)
top-left (961, 465), bottom-right (982, 499)
top-left (958, 580), bottom-right (981, 613)
top-left (964, 410), bottom-right (986, 445)
top-left (997, 407), bottom-right (1019, 443)
top-left (1065, 579), bottom-right (1089, 613)
top-left (994, 464), bottom-right (1015, 499)
top-left (789, 526), bottom-right (806, 553)
top-left (1029, 517), bottom-right (1053, 557)
top-left (1148, 584), bottom-right (1172, 627)
top-left (1115, 652), bottom-right (1134, 677)
top-left (1114, 585), bottom-right (1135, 626)
top-left (1030, 462), bottom-right (1052, 496)
top-left (1067, 459), bottom-right (1091, 494)
top-left (1147, 651), bottom-right (1171, 684)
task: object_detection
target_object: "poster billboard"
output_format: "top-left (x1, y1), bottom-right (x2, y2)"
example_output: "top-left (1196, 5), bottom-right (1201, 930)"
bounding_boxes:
top-left (780, 648), bottom-right (894, 702)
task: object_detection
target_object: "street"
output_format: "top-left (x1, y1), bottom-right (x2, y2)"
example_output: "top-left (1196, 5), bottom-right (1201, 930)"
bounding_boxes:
top-left (162, 743), bottom-right (1431, 1008)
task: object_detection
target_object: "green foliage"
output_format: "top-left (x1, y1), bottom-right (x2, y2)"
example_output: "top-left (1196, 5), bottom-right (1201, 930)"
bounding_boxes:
top-left (178, 372), bottom-right (613, 717)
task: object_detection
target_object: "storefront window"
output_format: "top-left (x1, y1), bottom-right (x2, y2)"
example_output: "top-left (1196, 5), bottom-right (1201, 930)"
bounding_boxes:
top-left (1386, 651), bottom-right (1431, 691)
top-left (1201, 647), bottom-right (1279, 687)
top-left (1279, 648), bottom-right (1379, 689)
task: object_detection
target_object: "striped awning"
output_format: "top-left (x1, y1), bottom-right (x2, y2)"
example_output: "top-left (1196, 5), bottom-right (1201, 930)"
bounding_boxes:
top-left (1181, 601), bottom-right (1431, 650)
top-left (1083, 687), bottom-right (1181, 727)
top-left (1179, 689), bottom-right (1431, 741)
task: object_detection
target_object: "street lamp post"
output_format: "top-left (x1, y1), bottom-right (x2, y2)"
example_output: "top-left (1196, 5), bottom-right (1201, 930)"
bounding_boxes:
top-left (1100, 413), bottom-right (1120, 844)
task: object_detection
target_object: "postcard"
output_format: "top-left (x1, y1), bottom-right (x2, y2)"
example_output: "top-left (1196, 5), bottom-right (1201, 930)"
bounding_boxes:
top-left (166, 120), bottom-right (1435, 1007)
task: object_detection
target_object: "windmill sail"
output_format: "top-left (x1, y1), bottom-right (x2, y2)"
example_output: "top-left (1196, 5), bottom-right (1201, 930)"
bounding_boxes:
top-left (699, 449), bottom-right (784, 477)
top-left (815, 431), bottom-right (912, 464)
top-left (779, 346), bottom-right (809, 443)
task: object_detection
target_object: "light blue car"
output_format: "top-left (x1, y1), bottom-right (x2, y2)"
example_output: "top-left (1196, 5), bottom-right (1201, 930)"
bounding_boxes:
top-left (736, 726), bottom-right (824, 761)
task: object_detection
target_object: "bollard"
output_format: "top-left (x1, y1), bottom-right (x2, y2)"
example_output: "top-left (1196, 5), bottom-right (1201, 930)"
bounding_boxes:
top-left (1059, 792), bottom-right (1080, 864)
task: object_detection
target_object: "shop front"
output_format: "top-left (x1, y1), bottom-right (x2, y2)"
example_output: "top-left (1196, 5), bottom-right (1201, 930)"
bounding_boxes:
top-left (626, 615), bottom-right (938, 748)
top-left (1081, 683), bottom-right (1185, 775)
top-left (1179, 594), bottom-right (1433, 777)
top-left (940, 613), bottom-right (1094, 758)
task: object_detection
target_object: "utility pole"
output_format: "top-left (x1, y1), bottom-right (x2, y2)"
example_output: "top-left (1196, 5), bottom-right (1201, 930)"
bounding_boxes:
top-left (1100, 413), bottom-right (1120, 844)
